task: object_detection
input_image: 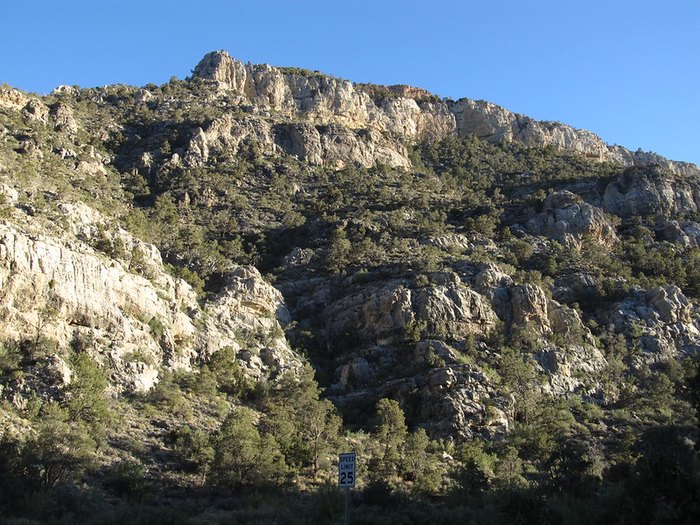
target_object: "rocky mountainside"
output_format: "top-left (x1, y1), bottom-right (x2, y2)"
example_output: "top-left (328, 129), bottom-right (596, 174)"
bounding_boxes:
top-left (1, 51), bottom-right (699, 523)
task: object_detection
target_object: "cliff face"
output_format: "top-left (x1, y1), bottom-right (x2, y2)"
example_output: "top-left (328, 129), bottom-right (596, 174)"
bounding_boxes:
top-left (191, 51), bottom-right (455, 141)
top-left (186, 51), bottom-right (455, 169)
top-left (190, 51), bottom-right (697, 175)
top-left (0, 187), bottom-right (300, 402)
top-left (184, 113), bottom-right (414, 169)
top-left (450, 99), bottom-right (699, 175)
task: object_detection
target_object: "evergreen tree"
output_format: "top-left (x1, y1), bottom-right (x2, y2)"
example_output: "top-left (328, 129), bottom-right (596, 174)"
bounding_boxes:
top-left (264, 365), bottom-right (341, 473)
top-left (374, 398), bottom-right (408, 479)
top-left (210, 407), bottom-right (287, 489)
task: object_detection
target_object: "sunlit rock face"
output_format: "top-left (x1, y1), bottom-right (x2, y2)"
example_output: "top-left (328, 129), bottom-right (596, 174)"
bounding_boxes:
top-left (189, 51), bottom-right (699, 175)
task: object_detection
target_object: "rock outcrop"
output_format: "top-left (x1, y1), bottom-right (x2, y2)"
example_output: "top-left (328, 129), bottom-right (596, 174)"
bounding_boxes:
top-left (281, 263), bottom-right (609, 436)
top-left (22, 100), bottom-right (49, 125)
top-left (609, 285), bottom-right (700, 357)
top-left (0, 87), bottom-right (31, 112)
top-left (325, 281), bottom-right (415, 350)
top-left (0, 215), bottom-right (195, 393)
top-left (0, 192), bottom-right (301, 400)
top-left (384, 364), bottom-right (508, 439)
top-left (527, 190), bottom-right (617, 247)
top-left (184, 114), bottom-right (277, 166)
top-left (202, 266), bottom-right (300, 380)
top-left (602, 165), bottom-right (700, 218)
top-left (50, 103), bottom-right (79, 134)
top-left (451, 99), bottom-right (610, 159)
top-left (275, 123), bottom-right (411, 169)
top-left (414, 275), bottom-right (499, 338)
top-left (324, 272), bottom-right (497, 352)
top-left (661, 220), bottom-right (700, 247)
top-left (450, 98), bottom-right (699, 176)
top-left (534, 344), bottom-right (606, 396)
top-left (182, 105), bottom-right (412, 169)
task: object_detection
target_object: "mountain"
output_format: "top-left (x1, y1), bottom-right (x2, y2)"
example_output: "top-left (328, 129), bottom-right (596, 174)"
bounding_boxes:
top-left (0, 51), bottom-right (699, 523)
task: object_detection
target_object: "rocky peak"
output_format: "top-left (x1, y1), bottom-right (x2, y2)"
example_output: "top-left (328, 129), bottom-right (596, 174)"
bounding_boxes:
top-left (191, 51), bottom-right (455, 143)
top-left (191, 50), bottom-right (248, 90)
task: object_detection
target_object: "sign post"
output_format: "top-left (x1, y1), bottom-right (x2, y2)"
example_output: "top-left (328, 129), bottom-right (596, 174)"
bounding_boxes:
top-left (338, 452), bottom-right (356, 525)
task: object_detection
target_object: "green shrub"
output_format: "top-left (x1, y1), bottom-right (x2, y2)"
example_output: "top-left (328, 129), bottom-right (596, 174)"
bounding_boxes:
top-left (172, 425), bottom-right (214, 475)
top-left (65, 352), bottom-right (111, 440)
top-left (147, 372), bottom-right (190, 417)
top-left (147, 317), bottom-right (165, 340)
top-left (103, 459), bottom-right (149, 501)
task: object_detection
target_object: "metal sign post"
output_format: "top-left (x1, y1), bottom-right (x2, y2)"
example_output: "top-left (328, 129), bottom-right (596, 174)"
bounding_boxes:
top-left (338, 452), bottom-right (356, 525)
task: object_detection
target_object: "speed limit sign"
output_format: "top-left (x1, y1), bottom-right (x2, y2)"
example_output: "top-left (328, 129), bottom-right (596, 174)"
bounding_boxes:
top-left (338, 452), bottom-right (356, 488)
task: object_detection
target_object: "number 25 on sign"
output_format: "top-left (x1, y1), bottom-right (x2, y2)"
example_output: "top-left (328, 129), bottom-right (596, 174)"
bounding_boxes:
top-left (338, 452), bottom-right (356, 487)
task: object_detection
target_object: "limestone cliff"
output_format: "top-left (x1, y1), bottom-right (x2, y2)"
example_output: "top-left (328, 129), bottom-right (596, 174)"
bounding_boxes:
top-left (191, 51), bottom-right (455, 141)
top-left (0, 187), bottom-right (301, 402)
top-left (450, 98), bottom-right (699, 176)
top-left (190, 51), bottom-right (698, 175)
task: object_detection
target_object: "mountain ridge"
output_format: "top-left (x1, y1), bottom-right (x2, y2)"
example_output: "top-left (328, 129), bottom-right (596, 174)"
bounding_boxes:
top-left (190, 50), bottom-right (698, 175)
top-left (3, 50), bottom-right (696, 175)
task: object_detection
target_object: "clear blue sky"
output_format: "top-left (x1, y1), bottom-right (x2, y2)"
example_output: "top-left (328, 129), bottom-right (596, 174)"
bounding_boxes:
top-left (2, 0), bottom-right (698, 165)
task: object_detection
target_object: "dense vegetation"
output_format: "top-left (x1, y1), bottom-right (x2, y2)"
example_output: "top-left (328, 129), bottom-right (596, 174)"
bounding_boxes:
top-left (0, 77), bottom-right (699, 524)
